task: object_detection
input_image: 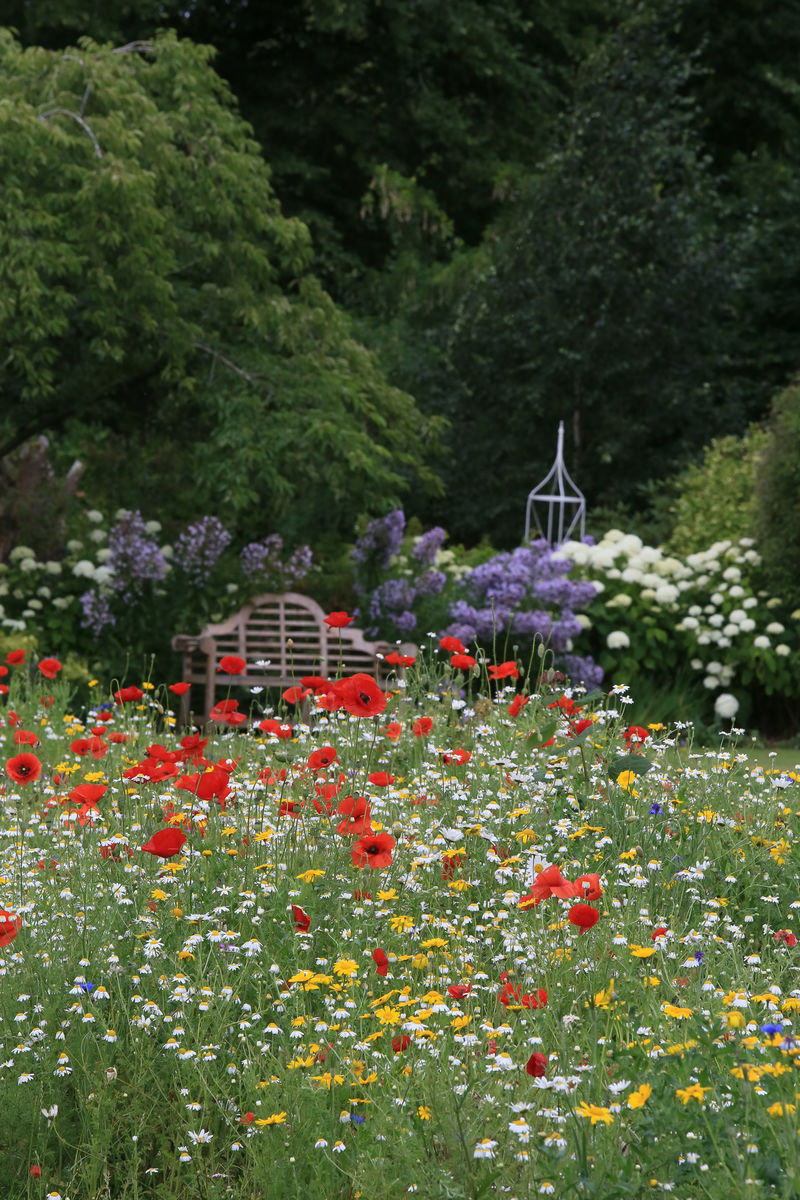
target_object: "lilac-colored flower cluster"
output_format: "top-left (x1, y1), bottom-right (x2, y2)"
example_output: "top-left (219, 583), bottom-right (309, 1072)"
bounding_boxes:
top-left (173, 516), bottom-right (232, 586)
top-left (413, 527), bottom-right (446, 568)
top-left (351, 510), bottom-right (406, 570)
top-left (369, 578), bottom-right (418, 634)
top-left (241, 535), bottom-right (312, 590)
top-left (441, 540), bottom-right (601, 686)
top-left (353, 512), bottom-right (450, 636)
top-left (80, 590), bottom-right (115, 635)
top-left (107, 510), bottom-right (168, 602)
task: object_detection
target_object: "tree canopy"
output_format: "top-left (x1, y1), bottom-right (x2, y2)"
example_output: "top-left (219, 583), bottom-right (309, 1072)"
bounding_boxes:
top-left (0, 29), bottom-right (441, 543)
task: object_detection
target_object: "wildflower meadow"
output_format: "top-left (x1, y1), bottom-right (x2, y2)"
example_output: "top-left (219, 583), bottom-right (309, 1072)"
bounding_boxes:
top-left (1, 641), bottom-right (799, 1200)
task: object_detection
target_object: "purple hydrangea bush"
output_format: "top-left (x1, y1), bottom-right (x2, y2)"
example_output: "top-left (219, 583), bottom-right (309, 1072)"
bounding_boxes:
top-left (352, 513), bottom-right (602, 687)
top-left (442, 540), bottom-right (602, 687)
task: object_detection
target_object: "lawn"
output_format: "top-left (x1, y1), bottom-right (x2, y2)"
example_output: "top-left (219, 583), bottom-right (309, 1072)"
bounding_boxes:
top-left (1, 649), bottom-right (799, 1199)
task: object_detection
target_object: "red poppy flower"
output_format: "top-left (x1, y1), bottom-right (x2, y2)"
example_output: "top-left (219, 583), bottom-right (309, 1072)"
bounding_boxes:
top-left (5, 649), bottom-right (25, 666)
top-left (37, 657), bottom-right (62, 679)
top-left (0, 685), bottom-right (7, 696)
top-left (623, 725), bottom-right (650, 745)
top-left (146, 743), bottom-right (181, 762)
top-left (316, 779), bottom-right (343, 804)
top-left (69, 783), bottom-right (107, 806)
top-left (141, 828), bottom-right (187, 858)
top-left (282, 685), bottom-right (311, 705)
top-left (176, 766), bottom-right (231, 804)
top-left (337, 795), bottom-right (372, 837)
top-left (498, 982), bottom-right (548, 1009)
top-left (108, 731), bottom-right (129, 744)
top-left (169, 682), bottom-right (191, 696)
top-left (218, 654), bottom-right (247, 675)
top-left (114, 686), bottom-right (144, 704)
top-left (354, 889), bottom-right (372, 902)
top-left (568, 903), bottom-right (600, 933)
top-left (351, 831), bottom-right (395, 869)
top-left (573, 873), bottom-right (603, 900)
top-left (547, 695), bottom-right (581, 715)
top-left (413, 716), bottom-right (433, 738)
top-left (652, 926), bottom-right (668, 941)
top-left (519, 864), bottom-right (579, 909)
top-left (774, 929), bottom-right (797, 948)
top-left (385, 652), bottom-right (416, 668)
top-left (308, 746), bottom-right (338, 770)
top-left (330, 673), bottom-right (386, 718)
top-left (259, 718), bottom-right (294, 739)
top-left (508, 694), bottom-right (529, 718)
top-left (29, 1165), bottom-right (42, 1178)
top-left (450, 654), bottom-right (476, 670)
top-left (489, 661), bottom-right (519, 681)
top-left (439, 636), bottom-right (466, 654)
top-left (384, 721), bottom-right (403, 741)
top-left (442, 748), bottom-right (470, 765)
top-left (292, 905), bottom-right (311, 933)
top-left (372, 948), bottom-right (389, 976)
top-left (240, 1113), bottom-right (255, 1126)
top-left (526, 1052), bottom-right (548, 1078)
top-left (70, 736), bottom-right (108, 759)
top-left (209, 698), bottom-right (242, 722)
top-left (14, 729), bottom-right (39, 746)
top-left (179, 732), bottom-right (208, 759)
top-left (6, 752), bottom-right (42, 786)
top-left (567, 718), bottom-right (594, 738)
top-left (0, 909), bottom-right (22, 946)
top-left (278, 799), bottom-right (302, 817)
top-left (447, 984), bottom-right (472, 1000)
top-left (368, 771), bottom-right (395, 786)
top-left (392, 1035), bottom-right (411, 1053)
top-left (324, 611), bottom-right (355, 628)
top-left (301, 675), bottom-right (330, 692)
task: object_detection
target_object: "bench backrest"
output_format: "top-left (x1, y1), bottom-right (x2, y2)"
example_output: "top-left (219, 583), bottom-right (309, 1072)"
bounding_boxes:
top-left (173, 592), bottom-right (404, 719)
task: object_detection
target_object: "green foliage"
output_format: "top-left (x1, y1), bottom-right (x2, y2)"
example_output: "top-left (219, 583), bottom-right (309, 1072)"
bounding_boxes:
top-left (407, 4), bottom-right (754, 547)
top-left (0, 30), bottom-right (441, 544)
top-left (666, 425), bottom-right (768, 554)
top-left (7, 0), bottom-right (621, 289)
top-left (755, 376), bottom-right (800, 598)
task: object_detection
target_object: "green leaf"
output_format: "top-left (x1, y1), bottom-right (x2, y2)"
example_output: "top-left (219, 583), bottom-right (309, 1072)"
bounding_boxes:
top-left (608, 754), bottom-right (653, 778)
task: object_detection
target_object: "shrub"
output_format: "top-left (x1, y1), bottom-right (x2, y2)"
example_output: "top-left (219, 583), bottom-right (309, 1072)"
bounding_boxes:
top-left (352, 513), bottom-right (602, 687)
top-left (756, 377), bottom-right (800, 599)
top-left (666, 426), bottom-right (767, 555)
top-left (0, 507), bottom-right (313, 687)
top-left (560, 530), bottom-right (800, 735)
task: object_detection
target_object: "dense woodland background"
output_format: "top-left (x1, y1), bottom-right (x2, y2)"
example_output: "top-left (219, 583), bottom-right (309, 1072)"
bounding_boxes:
top-left (3, 0), bottom-right (800, 559)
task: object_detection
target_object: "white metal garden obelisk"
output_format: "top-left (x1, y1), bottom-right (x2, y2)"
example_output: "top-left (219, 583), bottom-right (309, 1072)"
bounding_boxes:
top-left (524, 420), bottom-right (586, 547)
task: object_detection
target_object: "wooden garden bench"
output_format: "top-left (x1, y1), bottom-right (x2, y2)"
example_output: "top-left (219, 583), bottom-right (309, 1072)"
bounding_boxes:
top-left (171, 591), bottom-right (409, 723)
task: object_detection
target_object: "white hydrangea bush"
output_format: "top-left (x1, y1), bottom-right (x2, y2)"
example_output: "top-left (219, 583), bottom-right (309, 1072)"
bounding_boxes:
top-left (556, 532), bottom-right (799, 726)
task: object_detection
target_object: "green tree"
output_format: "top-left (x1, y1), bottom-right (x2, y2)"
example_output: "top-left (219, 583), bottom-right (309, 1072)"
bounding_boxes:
top-left (755, 377), bottom-right (800, 599)
top-left (6, 0), bottom-right (621, 295)
top-left (0, 29), bottom-right (441, 545)
top-left (417, 3), bottom-right (752, 547)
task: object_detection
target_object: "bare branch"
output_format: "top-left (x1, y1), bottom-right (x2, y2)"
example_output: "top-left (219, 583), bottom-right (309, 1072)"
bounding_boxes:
top-left (79, 83), bottom-right (91, 119)
top-left (195, 342), bottom-right (257, 386)
top-left (112, 41), bottom-right (153, 55)
top-left (39, 108), bottom-right (103, 158)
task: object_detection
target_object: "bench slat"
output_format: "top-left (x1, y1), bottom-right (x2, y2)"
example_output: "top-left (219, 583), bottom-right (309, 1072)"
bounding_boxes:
top-left (172, 591), bottom-right (413, 725)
